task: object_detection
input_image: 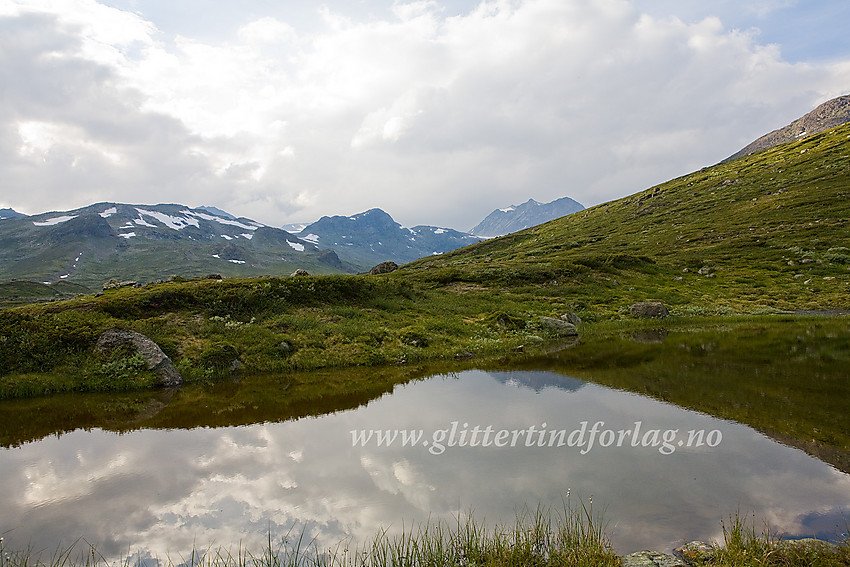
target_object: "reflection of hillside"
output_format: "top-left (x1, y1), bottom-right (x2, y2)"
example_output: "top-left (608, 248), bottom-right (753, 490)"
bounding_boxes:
top-left (0, 365), bottom-right (431, 447)
top-left (511, 318), bottom-right (850, 475)
top-left (488, 371), bottom-right (585, 393)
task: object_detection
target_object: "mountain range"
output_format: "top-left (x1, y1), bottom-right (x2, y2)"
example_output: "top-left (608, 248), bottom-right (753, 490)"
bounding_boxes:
top-left (0, 203), bottom-right (488, 288)
top-left (291, 208), bottom-right (482, 268)
top-left (0, 203), bottom-right (349, 289)
top-left (0, 199), bottom-right (585, 288)
top-left (469, 197), bottom-right (585, 237)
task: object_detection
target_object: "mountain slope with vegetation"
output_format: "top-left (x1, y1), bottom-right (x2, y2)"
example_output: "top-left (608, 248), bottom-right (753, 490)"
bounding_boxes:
top-left (403, 123), bottom-right (850, 315)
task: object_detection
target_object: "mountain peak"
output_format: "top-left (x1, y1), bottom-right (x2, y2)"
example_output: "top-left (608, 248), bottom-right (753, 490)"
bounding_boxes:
top-left (197, 205), bottom-right (237, 220)
top-left (0, 207), bottom-right (27, 220)
top-left (727, 94), bottom-right (850, 161)
top-left (470, 196), bottom-right (584, 238)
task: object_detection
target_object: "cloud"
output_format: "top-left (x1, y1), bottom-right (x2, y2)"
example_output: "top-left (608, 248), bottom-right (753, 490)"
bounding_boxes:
top-left (1, 1), bottom-right (849, 229)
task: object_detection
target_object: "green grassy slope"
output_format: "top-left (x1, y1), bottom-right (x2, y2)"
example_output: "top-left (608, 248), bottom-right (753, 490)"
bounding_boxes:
top-left (402, 123), bottom-right (850, 314)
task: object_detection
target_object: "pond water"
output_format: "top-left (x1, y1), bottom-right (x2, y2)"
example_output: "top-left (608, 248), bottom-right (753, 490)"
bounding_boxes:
top-left (1, 320), bottom-right (849, 560)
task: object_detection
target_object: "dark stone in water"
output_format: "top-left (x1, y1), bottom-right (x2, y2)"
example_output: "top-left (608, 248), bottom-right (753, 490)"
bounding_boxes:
top-left (631, 329), bottom-right (669, 344)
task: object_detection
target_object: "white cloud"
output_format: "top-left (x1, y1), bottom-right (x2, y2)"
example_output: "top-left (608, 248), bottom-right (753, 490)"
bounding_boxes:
top-left (0, 0), bottom-right (848, 229)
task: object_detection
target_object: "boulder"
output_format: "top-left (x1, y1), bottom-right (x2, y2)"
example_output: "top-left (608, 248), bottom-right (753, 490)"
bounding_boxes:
top-left (539, 316), bottom-right (579, 336)
top-left (369, 261), bottom-right (399, 275)
top-left (560, 312), bottom-right (581, 325)
top-left (290, 269), bottom-right (310, 277)
top-left (95, 329), bottom-right (182, 387)
top-left (629, 302), bottom-right (670, 319)
top-left (103, 279), bottom-right (139, 290)
top-left (621, 550), bottom-right (685, 567)
top-left (673, 541), bottom-right (714, 563)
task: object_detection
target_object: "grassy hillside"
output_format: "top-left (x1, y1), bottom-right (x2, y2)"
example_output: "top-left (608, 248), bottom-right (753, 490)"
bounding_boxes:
top-left (0, 280), bottom-right (92, 308)
top-left (402, 123), bottom-right (850, 315)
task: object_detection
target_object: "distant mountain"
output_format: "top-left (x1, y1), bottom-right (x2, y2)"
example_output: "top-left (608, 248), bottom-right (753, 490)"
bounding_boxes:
top-left (470, 197), bottom-right (585, 238)
top-left (0, 203), bottom-right (356, 288)
top-left (282, 222), bottom-right (309, 233)
top-left (196, 205), bottom-right (237, 220)
top-left (0, 208), bottom-right (26, 220)
top-left (726, 94), bottom-right (850, 161)
top-left (294, 208), bottom-right (482, 270)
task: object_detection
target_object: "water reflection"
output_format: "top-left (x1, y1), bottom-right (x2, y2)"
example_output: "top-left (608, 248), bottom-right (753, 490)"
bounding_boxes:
top-left (2, 369), bottom-right (849, 560)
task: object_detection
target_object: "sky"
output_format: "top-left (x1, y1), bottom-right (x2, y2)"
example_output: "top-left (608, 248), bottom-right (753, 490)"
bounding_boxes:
top-left (1, 0), bottom-right (849, 231)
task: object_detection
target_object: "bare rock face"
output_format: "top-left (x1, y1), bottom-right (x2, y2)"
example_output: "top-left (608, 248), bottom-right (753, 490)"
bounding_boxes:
top-left (95, 329), bottom-right (182, 387)
top-left (369, 261), bottom-right (399, 275)
top-left (629, 302), bottom-right (670, 319)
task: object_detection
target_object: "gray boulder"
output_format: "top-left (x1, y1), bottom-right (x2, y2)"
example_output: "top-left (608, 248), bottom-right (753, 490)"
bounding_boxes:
top-left (369, 261), bottom-right (399, 275)
top-left (629, 302), bottom-right (670, 319)
top-left (95, 329), bottom-right (182, 387)
top-left (621, 550), bottom-right (685, 567)
top-left (290, 269), bottom-right (310, 277)
top-left (539, 316), bottom-right (579, 336)
top-left (560, 312), bottom-right (581, 325)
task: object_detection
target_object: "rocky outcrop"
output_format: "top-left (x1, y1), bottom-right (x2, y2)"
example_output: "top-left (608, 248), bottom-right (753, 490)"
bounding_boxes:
top-left (539, 316), bottom-right (579, 336)
top-left (94, 329), bottom-right (182, 387)
top-left (369, 261), bottom-right (399, 275)
top-left (290, 269), bottom-right (310, 277)
top-left (629, 302), bottom-right (670, 319)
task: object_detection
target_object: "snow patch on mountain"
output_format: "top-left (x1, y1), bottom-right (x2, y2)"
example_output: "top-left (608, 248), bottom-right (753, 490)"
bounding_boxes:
top-left (183, 210), bottom-right (262, 231)
top-left (33, 215), bottom-right (77, 226)
top-left (136, 208), bottom-right (200, 230)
